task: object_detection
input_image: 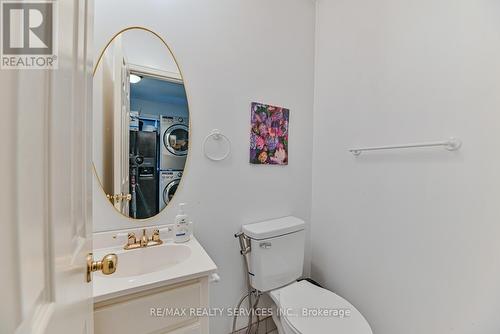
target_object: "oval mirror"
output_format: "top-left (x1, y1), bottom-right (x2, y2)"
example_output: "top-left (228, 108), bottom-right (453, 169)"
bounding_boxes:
top-left (93, 28), bottom-right (189, 220)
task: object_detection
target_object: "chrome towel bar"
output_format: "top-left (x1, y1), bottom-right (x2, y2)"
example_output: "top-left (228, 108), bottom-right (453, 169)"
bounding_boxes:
top-left (349, 137), bottom-right (462, 156)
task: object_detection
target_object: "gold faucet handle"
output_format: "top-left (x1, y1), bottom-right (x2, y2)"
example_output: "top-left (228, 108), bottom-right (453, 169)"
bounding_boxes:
top-left (152, 229), bottom-right (161, 242)
top-left (127, 232), bottom-right (137, 245)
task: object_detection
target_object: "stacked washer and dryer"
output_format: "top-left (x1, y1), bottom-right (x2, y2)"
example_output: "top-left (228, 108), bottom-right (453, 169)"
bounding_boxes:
top-left (159, 115), bottom-right (189, 211)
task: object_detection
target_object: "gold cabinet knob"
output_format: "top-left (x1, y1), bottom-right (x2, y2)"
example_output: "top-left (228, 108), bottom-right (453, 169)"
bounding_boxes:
top-left (86, 253), bottom-right (118, 282)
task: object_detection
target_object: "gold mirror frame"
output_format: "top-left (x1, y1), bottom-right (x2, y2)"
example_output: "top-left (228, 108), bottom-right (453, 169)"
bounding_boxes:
top-left (92, 26), bottom-right (192, 222)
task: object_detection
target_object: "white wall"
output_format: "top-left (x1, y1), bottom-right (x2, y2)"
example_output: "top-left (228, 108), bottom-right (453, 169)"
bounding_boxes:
top-left (312, 0), bottom-right (500, 333)
top-left (121, 29), bottom-right (180, 75)
top-left (93, 1), bottom-right (315, 333)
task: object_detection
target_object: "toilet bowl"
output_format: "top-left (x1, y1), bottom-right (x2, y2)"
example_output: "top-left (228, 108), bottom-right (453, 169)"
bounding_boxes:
top-left (241, 217), bottom-right (372, 334)
top-left (268, 280), bottom-right (372, 334)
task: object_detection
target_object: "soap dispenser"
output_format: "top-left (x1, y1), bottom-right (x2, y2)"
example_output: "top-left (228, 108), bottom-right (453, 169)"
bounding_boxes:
top-left (174, 203), bottom-right (192, 243)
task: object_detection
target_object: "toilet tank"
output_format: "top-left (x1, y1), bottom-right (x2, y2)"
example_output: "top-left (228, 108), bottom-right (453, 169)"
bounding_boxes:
top-left (242, 216), bottom-right (305, 292)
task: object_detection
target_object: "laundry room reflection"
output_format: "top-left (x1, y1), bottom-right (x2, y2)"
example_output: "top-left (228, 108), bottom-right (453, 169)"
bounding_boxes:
top-left (93, 28), bottom-right (189, 219)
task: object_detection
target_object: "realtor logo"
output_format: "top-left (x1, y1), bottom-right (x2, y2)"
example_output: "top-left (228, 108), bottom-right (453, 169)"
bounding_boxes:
top-left (1, 0), bottom-right (58, 69)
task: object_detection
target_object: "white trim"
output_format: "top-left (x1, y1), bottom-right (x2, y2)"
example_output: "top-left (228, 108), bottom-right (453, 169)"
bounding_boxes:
top-left (15, 296), bottom-right (54, 334)
top-left (128, 62), bottom-right (182, 83)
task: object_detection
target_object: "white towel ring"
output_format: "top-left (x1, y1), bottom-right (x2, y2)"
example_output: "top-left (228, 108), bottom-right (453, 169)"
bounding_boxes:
top-left (203, 129), bottom-right (231, 161)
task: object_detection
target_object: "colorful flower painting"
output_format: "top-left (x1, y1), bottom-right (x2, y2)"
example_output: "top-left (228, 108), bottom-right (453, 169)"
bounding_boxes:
top-left (250, 102), bottom-right (289, 165)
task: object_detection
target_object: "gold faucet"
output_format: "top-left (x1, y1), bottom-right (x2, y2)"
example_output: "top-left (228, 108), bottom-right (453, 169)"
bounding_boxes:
top-left (124, 229), bottom-right (163, 250)
top-left (140, 229), bottom-right (148, 247)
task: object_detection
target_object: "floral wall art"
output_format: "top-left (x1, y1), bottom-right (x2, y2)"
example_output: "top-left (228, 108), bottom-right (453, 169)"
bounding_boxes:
top-left (250, 102), bottom-right (289, 165)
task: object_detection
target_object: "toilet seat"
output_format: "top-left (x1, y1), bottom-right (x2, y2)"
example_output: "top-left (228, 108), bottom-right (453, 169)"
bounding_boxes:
top-left (269, 280), bottom-right (373, 334)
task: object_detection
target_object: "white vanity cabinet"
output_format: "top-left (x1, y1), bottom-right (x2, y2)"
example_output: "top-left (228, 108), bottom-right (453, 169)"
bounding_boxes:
top-left (94, 277), bottom-right (209, 334)
top-left (92, 235), bottom-right (217, 334)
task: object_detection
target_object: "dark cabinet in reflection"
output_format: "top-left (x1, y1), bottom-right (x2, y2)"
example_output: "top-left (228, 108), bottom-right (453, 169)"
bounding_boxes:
top-left (129, 131), bottom-right (158, 219)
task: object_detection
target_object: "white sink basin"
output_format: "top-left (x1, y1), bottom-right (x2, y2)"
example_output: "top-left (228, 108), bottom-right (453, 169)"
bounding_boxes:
top-left (92, 237), bottom-right (217, 303)
top-left (97, 243), bottom-right (191, 278)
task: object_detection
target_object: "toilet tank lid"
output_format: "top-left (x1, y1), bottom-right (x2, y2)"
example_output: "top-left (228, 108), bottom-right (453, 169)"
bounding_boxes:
top-left (242, 216), bottom-right (305, 240)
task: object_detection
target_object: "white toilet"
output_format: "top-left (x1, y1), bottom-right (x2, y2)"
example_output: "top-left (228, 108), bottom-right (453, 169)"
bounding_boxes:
top-left (242, 216), bottom-right (373, 334)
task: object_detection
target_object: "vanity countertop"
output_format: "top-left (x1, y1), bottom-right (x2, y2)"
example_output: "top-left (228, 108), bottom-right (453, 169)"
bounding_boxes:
top-left (93, 236), bottom-right (217, 303)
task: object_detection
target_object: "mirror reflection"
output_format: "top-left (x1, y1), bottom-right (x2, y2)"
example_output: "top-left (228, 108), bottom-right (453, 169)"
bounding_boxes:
top-left (93, 28), bottom-right (189, 220)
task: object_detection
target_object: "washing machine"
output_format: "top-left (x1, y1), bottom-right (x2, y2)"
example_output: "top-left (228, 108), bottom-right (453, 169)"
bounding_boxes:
top-left (160, 115), bottom-right (189, 170)
top-left (159, 170), bottom-right (183, 211)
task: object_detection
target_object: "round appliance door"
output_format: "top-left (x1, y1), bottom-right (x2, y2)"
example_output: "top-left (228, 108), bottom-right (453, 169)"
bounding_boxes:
top-left (163, 124), bottom-right (189, 156)
top-left (163, 179), bottom-right (180, 206)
